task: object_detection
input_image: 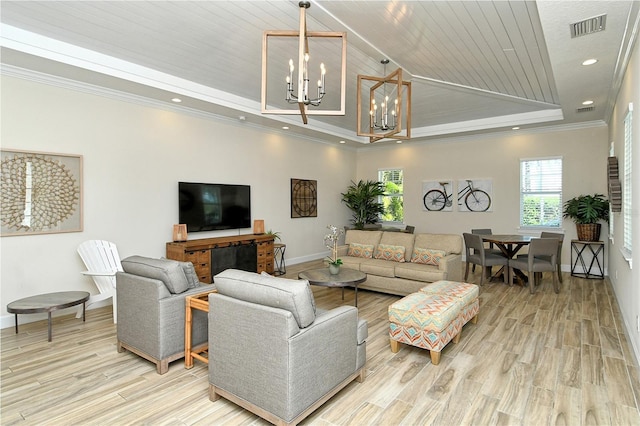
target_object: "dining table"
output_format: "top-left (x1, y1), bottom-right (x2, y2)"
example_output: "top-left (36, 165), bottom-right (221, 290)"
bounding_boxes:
top-left (481, 234), bottom-right (534, 285)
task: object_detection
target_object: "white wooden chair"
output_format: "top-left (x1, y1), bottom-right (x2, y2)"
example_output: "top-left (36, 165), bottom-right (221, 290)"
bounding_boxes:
top-left (77, 240), bottom-right (122, 323)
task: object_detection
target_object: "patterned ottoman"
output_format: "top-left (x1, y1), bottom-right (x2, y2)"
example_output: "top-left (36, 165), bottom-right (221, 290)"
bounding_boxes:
top-left (419, 280), bottom-right (479, 326)
top-left (388, 292), bottom-right (463, 365)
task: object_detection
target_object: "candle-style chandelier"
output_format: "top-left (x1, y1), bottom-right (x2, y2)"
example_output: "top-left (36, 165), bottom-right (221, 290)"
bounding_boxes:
top-left (261, 1), bottom-right (346, 124)
top-left (285, 52), bottom-right (326, 106)
top-left (357, 59), bottom-right (412, 143)
top-left (370, 59), bottom-right (397, 131)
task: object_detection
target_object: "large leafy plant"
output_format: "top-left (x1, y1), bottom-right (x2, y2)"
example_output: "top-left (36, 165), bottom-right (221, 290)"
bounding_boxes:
top-left (341, 180), bottom-right (385, 229)
top-left (562, 193), bottom-right (609, 224)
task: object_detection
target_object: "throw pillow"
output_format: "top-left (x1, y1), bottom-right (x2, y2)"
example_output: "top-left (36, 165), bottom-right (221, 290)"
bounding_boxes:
top-left (411, 247), bottom-right (447, 266)
top-left (348, 242), bottom-right (374, 258)
top-left (374, 244), bottom-right (406, 262)
top-left (178, 261), bottom-right (200, 288)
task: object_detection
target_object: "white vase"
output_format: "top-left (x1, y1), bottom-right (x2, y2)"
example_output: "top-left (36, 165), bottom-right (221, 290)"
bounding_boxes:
top-left (329, 264), bottom-right (340, 275)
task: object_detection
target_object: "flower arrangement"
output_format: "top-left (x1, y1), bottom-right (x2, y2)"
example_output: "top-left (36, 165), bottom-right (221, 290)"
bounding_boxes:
top-left (324, 225), bottom-right (344, 266)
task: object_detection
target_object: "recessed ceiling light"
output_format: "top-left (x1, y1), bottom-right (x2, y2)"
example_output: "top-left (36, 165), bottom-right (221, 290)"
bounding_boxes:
top-left (339, 140), bottom-right (346, 144)
top-left (582, 58), bottom-right (598, 66)
top-left (582, 100), bottom-right (594, 105)
top-left (512, 126), bottom-right (520, 130)
top-left (171, 97), bottom-right (182, 103)
top-left (282, 126), bottom-right (289, 130)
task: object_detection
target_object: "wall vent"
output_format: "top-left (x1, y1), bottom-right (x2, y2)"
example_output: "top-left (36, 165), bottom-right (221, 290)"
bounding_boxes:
top-left (570, 14), bottom-right (606, 38)
top-left (577, 106), bottom-right (595, 113)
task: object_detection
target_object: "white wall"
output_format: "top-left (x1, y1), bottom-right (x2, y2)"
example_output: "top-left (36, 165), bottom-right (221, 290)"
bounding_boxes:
top-left (607, 36), bottom-right (640, 364)
top-left (0, 75), bottom-right (356, 327)
top-left (355, 125), bottom-right (609, 264)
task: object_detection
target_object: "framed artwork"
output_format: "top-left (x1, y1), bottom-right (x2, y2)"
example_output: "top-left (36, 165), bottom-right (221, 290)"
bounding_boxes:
top-left (1, 149), bottom-right (83, 236)
top-left (291, 178), bottom-right (317, 218)
top-left (457, 178), bottom-right (493, 212)
top-left (422, 180), bottom-right (454, 212)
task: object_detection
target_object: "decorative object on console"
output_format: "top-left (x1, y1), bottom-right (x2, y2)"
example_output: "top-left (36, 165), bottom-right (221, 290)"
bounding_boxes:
top-left (261, 1), bottom-right (346, 124)
top-left (1, 149), bottom-right (82, 236)
top-left (341, 180), bottom-right (385, 229)
top-left (357, 59), bottom-right (412, 143)
top-left (253, 219), bottom-right (265, 234)
top-left (562, 193), bottom-right (609, 241)
top-left (291, 178), bottom-right (317, 218)
top-left (172, 224), bottom-right (187, 242)
top-left (265, 229), bottom-right (281, 241)
top-left (324, 224), bottom-right (344, 274)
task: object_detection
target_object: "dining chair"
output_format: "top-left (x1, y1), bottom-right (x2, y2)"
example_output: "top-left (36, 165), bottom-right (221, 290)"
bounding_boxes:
top-left (463, 233), bottom-right (509, 285)
top-left (508, 238), bottom-right (559, 294)
top-left (540, 231), bottom-right (564, 283)
top-left (470, 228), bottom-right (502, 272)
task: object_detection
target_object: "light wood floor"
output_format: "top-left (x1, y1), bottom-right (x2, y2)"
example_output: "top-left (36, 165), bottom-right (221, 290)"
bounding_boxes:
top-left (2, 261), bottom-right (640, 425)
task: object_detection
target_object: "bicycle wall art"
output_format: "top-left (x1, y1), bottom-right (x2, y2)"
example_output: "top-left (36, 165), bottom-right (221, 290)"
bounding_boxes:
top-left (422, 179), bottom-right (493, 212)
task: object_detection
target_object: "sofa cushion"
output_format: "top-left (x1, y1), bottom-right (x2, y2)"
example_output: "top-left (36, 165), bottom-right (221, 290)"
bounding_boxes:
top-left (348, 243), bottom-right (374, 258)
top-left (379, 232), bottom-right (416, 261)
top-left (345, 230), bottom-right (382, 247)
top-left (374, 244), bottom-right (406, 262)
top-left (414, 233), bottom-right (462, 255)
top-left (360, 259), bottom-right (396, 278)
top-left (394, 262), bottom-right (447, 283)
top-left (411, 247), bottom-right (446, 266)
top-left (341, 256), bottom-right (364, 270)
top-left (121, 256), bottom-right (190, 294)
top-left (214, 269), bottom-right (316, 328)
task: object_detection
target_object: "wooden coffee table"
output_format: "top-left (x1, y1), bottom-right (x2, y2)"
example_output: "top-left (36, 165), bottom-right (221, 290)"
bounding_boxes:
top-left (298, 268), bottom-right (366, 307)
top-left (7, 291), bottom-right (90, 342)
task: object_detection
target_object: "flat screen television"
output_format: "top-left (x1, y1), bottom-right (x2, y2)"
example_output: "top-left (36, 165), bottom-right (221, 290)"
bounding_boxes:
top-left (179, 182), bottom-right (251, 232)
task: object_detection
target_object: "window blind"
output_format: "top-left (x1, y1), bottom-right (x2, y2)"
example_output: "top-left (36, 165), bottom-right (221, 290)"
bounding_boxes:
top-left (623, 107), bottom-right (633, 253)
top-left (520, 158), bottom-right (563, 227)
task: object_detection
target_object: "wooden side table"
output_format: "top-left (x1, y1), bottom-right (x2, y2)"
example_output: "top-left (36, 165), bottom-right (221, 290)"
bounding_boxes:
top-left (570, 240), bottom-right (605, 279)
top-left (184, 289), bottom-right (217, 369)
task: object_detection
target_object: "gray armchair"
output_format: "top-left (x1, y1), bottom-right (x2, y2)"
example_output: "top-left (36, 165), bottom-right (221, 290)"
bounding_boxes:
top-left (116, 256), bottom-right (215, 374)
top-left (208, 269), bottom-right (367, 426)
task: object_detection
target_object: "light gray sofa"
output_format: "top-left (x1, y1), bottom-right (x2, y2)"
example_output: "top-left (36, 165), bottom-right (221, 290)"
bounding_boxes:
top-left (208, 269), bottom-right (367, 426)
top-left (337, 230), bottom-right (463, 296)
top-left (116, 256), bottom-right (215, 374)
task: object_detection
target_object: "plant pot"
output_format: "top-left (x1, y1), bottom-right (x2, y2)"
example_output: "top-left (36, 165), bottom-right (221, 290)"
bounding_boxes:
top-left (329, 264), bottom-right (340, 275)
top-left (576, 223), bottom-right (601, 242)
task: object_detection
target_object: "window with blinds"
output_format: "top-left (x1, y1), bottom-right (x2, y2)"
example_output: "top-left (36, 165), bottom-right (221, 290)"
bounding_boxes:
top-left (378, 169), bottom-right (403, 223)
top-left (520, 157), bottom-right (563, 228)
top-left (623, 105), bottom-right (633, 254)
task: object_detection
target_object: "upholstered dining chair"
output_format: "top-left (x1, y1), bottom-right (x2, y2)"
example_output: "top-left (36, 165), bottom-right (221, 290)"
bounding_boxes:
top-left (463, 233), bottom-right (509, 285)
top-left (508, 238), bottom-right (559, 294)
top-left (540, 231), bottom-right (565, 283)
top-left (470, 228), bottom-right (502, 272)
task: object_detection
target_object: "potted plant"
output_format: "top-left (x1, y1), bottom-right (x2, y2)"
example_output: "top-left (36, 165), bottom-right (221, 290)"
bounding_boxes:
top-left (341, 180), bottom-right (385, 230)
top-left (265, 229), bottom-right (281, 242)
top-left (562, 193), bottom-right (609, 241)
top-left (324, 225), bottom-right (344, 274)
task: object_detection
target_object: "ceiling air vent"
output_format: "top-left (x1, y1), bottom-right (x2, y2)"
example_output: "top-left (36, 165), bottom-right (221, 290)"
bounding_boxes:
top-left (577, 106), bottom-right (595, 113)
top-left (570, 14), bottom-right (606, 38)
